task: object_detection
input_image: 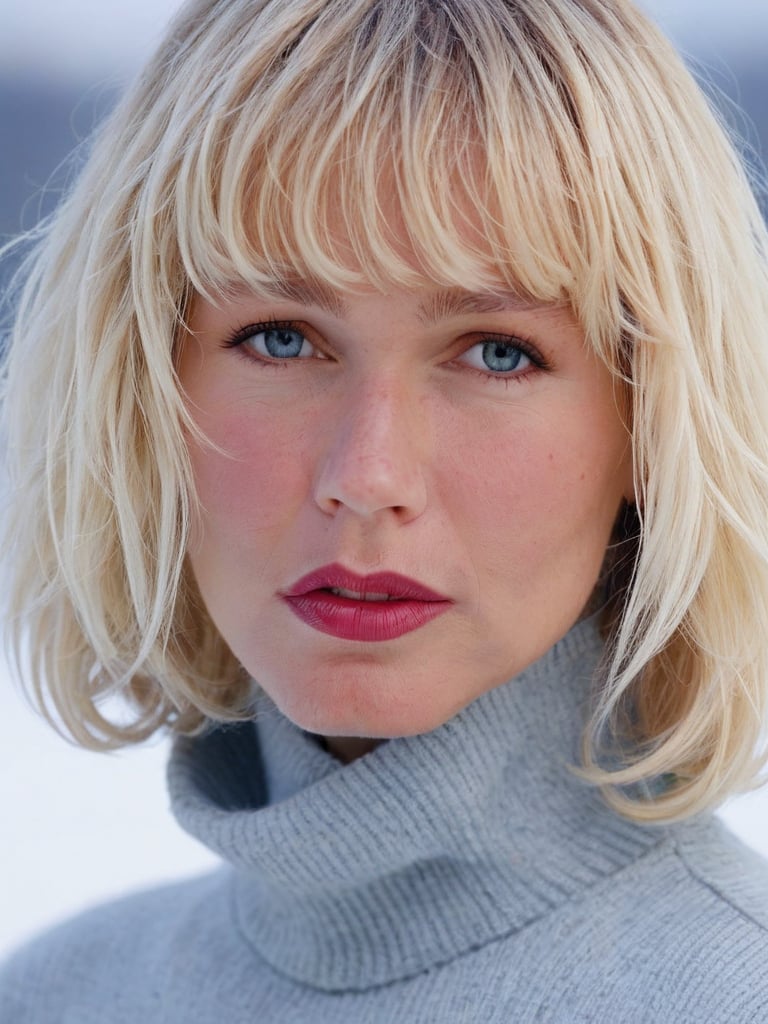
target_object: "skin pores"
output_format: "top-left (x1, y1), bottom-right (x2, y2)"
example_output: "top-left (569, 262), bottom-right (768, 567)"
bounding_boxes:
top-left (178, 279), bottom-right (633, 756)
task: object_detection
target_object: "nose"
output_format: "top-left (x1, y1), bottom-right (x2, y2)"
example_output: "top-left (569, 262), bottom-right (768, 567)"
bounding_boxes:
top-left (313, 379), bottom-right (428, 522)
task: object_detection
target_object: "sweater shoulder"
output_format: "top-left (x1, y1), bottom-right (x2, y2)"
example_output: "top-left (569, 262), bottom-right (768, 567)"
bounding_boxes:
top-left (673, 816), bottom-right (768, 933)
top-left (0, 868), bottom-right (234, 1024)
top-left (579, 820), bottom-right (768, 1023)
top-left (481, 823), bottom-right (768, 1024)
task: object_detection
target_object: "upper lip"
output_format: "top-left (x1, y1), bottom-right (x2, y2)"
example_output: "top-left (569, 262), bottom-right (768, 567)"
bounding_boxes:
top-left (283, 562), bottom-right (450, 602)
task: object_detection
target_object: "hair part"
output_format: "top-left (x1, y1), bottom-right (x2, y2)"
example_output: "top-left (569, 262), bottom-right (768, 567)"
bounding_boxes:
top-left (3, 0), bottom-right (768, 821)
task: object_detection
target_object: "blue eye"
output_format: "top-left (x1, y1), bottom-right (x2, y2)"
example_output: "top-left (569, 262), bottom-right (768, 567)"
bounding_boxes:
top-left (461, 339), bottom-right (535, 375)
top-left (247, 326), bottom-right (315, 359)
top-left (224, 321), bottom-right (319, 361)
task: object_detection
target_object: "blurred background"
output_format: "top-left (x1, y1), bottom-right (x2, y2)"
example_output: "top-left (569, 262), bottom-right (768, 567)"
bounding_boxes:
top-left (1, 0), bottom-right (767, 959)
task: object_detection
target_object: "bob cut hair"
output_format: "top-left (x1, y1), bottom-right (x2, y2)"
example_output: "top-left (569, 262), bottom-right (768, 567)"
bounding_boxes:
top-left (2, 0), bottom-right (768, 823)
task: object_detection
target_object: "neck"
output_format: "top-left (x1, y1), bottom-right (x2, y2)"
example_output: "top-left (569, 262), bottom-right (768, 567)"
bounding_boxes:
top-left (319, 733), bottom-right (382, 762)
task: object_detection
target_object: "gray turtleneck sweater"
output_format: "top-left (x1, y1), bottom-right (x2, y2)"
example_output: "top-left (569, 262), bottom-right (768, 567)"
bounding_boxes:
top-left (3, 619), bottom-right (768, 1022)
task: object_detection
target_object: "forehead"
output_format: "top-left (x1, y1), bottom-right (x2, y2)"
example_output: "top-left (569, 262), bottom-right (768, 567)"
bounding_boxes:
top-left (217, 277), bottom-right (552, 322)
top-left (187, 145), bottom-right (576, 315)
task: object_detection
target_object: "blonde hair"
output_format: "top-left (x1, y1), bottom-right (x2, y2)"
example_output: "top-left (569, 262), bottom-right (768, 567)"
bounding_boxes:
top-left (3, 0), bottom-right (768, 821)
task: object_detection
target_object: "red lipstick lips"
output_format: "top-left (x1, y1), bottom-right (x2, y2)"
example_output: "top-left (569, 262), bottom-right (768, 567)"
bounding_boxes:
top-left (282, 563), bottom-right (451, 642)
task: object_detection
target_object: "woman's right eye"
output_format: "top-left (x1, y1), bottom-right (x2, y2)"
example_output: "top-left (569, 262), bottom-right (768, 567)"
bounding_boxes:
top-left (225, 322), bottom-right (320, 361)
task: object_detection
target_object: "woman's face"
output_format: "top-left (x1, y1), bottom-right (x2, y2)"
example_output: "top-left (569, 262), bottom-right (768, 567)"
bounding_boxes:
top-left (178, 279), bottom-right (633, 751)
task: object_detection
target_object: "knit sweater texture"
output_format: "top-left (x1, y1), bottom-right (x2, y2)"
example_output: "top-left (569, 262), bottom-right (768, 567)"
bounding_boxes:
top-left (3, 618), bottom-right (768, 1022)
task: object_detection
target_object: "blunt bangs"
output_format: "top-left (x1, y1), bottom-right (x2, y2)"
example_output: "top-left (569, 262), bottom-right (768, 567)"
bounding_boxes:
top-left (161, 0), bottom-right (646, 358)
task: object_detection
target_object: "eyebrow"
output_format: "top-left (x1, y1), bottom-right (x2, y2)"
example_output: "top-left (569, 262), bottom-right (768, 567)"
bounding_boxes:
top-left (416, 287), bottom-right (542, 326)
top-left (256, 279), bottom-right (541, 323)
top-left (266, 277), bottom-right (348, 318)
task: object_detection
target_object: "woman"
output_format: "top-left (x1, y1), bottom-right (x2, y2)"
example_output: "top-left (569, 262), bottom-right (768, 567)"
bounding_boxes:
top-left (2, 0), bottom-right (768, 1020)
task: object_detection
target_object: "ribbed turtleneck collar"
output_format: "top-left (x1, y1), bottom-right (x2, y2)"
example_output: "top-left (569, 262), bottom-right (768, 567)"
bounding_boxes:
top-left (168, 618), bottom-right (661, 992)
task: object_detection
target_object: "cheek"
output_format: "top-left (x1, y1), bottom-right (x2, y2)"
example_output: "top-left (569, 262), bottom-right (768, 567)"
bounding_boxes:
top-left (187, 408), bottom-right (308, 539)
top-left (445, 410), bottom-right (627, 574)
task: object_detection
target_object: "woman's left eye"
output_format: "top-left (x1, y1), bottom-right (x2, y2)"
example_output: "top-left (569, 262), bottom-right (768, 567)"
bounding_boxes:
top-left (225, 323), bottom-right (318, 360)
top-left (458, 338), bottom-right (539, 376)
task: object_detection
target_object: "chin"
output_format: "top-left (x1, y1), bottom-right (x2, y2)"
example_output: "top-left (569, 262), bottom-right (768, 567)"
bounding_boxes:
top-left (268, 671), bottom-right (460, 743)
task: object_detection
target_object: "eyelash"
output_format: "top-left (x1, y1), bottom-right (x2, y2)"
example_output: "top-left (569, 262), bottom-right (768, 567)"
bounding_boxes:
top-left (222, 318), bottom-right (551, 382)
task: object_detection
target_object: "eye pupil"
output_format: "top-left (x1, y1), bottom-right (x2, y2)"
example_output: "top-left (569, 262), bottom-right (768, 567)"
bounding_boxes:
top-left (482, 341), bottom-right (523, 373)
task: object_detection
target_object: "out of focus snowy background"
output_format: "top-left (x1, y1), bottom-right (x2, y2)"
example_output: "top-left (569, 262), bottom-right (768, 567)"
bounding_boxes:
top-left (1, 0), bottom-right (767, 959)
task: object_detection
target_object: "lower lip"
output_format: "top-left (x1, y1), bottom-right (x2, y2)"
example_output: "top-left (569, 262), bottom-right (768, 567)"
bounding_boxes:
top-left (283, 590), bottom-right (451, 641)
